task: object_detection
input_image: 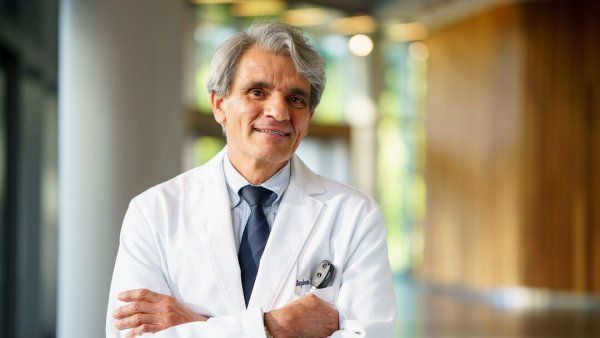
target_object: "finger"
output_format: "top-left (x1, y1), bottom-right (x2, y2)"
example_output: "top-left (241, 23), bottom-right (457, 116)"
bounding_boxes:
top-left (114, 313), bottom-right (159, 330)
top-left (118, 288), bottom-right (164, 303)
top-left (113, 301), bottom-right (159, 319)
top-left (125, 324), bottom-right (162, 338)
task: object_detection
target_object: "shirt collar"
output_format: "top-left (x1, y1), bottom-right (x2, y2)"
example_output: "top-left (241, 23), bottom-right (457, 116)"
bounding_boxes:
top-left (223, 153), bottom-right (291, 209)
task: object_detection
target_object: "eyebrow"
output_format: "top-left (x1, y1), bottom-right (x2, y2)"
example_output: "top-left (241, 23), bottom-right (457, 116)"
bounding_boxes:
top-left (241, 81), bottom-right (310, 100)
top-left (289, 87), bottom-right (310, 100)
top-left (241, 81), bottom-right (272, 92)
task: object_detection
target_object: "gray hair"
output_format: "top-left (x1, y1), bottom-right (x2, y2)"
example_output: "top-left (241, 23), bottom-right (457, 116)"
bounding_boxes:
top-left (206, 21), bottom-right (326, 112)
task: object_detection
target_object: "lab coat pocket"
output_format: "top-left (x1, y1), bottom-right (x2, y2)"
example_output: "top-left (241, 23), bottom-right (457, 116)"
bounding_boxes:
top-left (294, 278), bottom-right (312, 297)
top-left (309, 286), bottom-right (335, 305)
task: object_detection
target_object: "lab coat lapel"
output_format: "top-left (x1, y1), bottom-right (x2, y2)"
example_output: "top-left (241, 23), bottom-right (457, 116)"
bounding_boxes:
top-left (191, 149), bottom-right (246, 313)
top-left (249, 155), bottom-right (326, 310)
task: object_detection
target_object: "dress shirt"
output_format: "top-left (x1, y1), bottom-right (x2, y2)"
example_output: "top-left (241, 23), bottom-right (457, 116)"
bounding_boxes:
top-left (223, 154), bottom-right (291, 251)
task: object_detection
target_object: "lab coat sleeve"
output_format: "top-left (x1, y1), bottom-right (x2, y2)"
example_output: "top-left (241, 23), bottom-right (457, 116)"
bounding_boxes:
top-left (331, 207), bottom-right (397, 337)
top-left (106, 199), bottom-right (267, 338)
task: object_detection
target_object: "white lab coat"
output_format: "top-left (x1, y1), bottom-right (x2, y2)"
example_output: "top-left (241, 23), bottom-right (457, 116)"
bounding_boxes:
top-left (106, 149), bottom-right (396, 337)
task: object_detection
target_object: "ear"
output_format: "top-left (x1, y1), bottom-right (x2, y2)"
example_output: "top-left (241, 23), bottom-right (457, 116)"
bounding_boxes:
top-left (210, 91), bottom-right (226, 125)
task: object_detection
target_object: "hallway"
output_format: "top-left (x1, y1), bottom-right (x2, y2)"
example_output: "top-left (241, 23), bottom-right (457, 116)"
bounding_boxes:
top-left (1, 0), bottom-right (599, 336)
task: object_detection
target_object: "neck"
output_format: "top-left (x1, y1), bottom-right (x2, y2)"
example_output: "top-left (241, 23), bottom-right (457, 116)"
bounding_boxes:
top-left (227, 151), bottom-right (287, 185)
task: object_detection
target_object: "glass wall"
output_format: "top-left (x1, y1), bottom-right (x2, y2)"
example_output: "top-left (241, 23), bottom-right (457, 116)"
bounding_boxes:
top-left (0, 0), bottom-right (59, 336)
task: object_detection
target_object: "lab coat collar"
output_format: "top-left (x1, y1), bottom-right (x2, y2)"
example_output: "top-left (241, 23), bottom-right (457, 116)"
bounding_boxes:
top-left (190, 146), bottom-right (325, 195)
top-left (188, 147), bottom-right (326, 313)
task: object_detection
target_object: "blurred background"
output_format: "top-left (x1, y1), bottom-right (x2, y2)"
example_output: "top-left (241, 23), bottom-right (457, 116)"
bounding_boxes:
top-left (1, 0), bottom-right (599, 337)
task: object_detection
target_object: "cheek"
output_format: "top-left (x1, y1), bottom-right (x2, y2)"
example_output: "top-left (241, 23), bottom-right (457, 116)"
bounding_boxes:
top-left (222, 104), bottom-right (243, 127)
top-left (233, 103), bottom-right (261, 123)
top-left (294, 116), bottom-right (311, 137)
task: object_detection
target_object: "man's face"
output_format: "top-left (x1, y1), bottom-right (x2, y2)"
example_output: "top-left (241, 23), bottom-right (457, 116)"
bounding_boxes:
top-left (211, 46), bottom-right (312, 170)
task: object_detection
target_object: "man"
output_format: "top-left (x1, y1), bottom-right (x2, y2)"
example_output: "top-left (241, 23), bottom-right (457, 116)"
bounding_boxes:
top-left (106, 22), bottom-right (396, 337)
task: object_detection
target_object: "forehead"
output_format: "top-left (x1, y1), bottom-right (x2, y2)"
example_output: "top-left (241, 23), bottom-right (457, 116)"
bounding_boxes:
top-left (232, 47), bottom-right (310, 91)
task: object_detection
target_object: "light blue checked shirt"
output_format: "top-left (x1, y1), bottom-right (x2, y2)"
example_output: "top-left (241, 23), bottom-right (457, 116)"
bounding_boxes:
top-left (223, 153), bottom-right (291, 252)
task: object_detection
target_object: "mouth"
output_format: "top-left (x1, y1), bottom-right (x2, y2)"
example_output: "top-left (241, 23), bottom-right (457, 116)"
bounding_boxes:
top-left (253, 127), bottom-right (290, 137)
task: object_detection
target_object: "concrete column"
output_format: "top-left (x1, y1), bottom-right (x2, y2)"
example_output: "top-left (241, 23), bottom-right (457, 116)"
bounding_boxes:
top-left (58, 1), bottom-right (189, 336)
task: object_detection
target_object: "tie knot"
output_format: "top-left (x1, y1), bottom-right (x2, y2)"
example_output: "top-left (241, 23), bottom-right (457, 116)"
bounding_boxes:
top-left (240, 185), bottom-right (274, 207)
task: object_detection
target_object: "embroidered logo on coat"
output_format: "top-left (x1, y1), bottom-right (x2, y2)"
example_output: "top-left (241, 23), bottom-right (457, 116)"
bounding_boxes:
top-left (296, 279), bottom-right (311, 287)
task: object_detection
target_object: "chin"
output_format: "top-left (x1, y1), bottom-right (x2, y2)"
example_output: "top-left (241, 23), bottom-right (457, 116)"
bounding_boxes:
top-left (253, 149), bottom-right (292, 164)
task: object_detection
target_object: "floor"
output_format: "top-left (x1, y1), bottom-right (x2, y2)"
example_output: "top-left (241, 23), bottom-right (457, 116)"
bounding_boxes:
top-left (393, 276), bottom-right (600, 338)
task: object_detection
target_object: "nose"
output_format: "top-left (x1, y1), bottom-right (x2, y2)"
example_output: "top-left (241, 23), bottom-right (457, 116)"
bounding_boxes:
top-left (264, 95), bottom-right (290, 121)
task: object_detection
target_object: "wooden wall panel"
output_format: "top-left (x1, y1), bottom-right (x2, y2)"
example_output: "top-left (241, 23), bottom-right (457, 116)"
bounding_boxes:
top-left (518, 0), bottom-right (597, 291)
top-left (421, 0), bottom-right (600, 292)
top-left (585, 0), bottom-right (600, 293)
top-left (422, 5), bottom-right (524, 288)
top-left (517, 0), bottom-right (599, 291)
top-left (520, 1), bottom-right (578, 290)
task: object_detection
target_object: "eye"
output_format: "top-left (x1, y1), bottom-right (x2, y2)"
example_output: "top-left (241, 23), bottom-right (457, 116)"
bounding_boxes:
top-left (288, 96), bottom-right (307, 108)
top-left (249, 89), bottom-right (265, 98)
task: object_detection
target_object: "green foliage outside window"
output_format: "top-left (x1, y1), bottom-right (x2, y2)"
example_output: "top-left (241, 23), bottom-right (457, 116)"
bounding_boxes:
top-left (378, 42), bottom-right (427, 273)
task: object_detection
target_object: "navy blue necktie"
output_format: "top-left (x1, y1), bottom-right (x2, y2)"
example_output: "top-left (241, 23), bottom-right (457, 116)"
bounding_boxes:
top-left (238, 185), bottom-right (274, 306)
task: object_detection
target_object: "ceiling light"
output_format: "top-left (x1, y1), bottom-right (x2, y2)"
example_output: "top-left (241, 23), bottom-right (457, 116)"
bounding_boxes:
top-left (348, 34), bottom-right (373, 57)
top-left (386, 22), bottom-right (428, 42)
top-left (282, 8), bottom-right (333, 27)
top-left (331, 15), bottom-right (376, 35)
top-left (409, 42), bottom-right (429, 61)
top-left (230, 0), bottom-right (285, 17)
top-left (191, 0), bottom-right (241, 4)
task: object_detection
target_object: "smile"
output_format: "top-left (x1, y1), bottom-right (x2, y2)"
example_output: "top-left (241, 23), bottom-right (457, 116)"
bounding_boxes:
top-left (253, 128), bottom-right (290, 137)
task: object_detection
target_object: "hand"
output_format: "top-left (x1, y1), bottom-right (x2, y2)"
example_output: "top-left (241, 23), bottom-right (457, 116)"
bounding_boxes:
top-left (113, 288), bottom-right (207, 338)
top-left (264, 293), bottom-right (339, 338)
